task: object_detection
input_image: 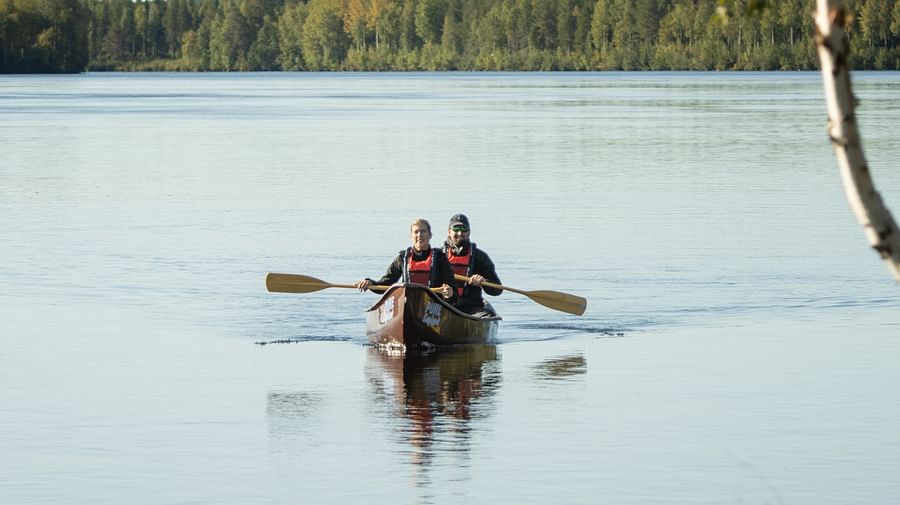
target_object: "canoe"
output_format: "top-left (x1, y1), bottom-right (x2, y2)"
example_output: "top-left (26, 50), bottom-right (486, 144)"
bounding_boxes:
top-left (366, 283), bottom-right (501, 350)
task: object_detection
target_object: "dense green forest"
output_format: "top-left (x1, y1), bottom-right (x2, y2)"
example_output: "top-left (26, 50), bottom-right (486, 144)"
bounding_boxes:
top-left (3, 0), bottom-right (900, 72)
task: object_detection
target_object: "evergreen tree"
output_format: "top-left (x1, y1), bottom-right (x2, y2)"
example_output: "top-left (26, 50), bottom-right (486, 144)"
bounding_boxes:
top-left (893, 0), bottom-right (900, 39)
top-left (135, 0), bottom-right (147, 58)
top-left (399, 0), bottom-right (419, 51)
top-left (532, 0), bottom-right (556, 49)
top-left (557, 0), bottom-right (573, 51)
top-left (301, 0), bottom-right (347, 69)
top-left (415, 0), bottom-right (445, 44)
top-left (248, 14), bottom-right (279, 68)
top-left (277, 0), bottom-right (307, 69)
top-left (590, 0), bottom-right (611, 51)
top-left (572, 0), bottom-right (592, 55)
top-left (146, 0), bottom-right (166, 58)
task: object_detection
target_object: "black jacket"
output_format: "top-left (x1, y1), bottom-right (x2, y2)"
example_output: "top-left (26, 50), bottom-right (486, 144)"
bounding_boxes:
top-left (368, 247), bottom-right (458, 304)
top-left (442, 241), bottom-right (502, 310)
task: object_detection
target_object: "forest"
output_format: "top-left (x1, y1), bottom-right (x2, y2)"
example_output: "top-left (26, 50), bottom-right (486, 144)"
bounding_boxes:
top-left (3, 0), bottom-right (900, 72)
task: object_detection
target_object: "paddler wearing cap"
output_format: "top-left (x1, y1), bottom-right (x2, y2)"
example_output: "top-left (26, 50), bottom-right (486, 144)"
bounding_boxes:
top-left (442, 214), bottom-right (503, 317)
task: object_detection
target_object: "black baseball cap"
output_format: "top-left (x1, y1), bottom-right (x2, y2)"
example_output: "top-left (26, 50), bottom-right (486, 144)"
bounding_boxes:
top-left (449, 214), bottom-right (470, 228)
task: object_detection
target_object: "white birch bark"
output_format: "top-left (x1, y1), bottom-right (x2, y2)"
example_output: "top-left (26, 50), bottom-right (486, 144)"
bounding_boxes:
top-left (814, 0), bottom-right (900, 282)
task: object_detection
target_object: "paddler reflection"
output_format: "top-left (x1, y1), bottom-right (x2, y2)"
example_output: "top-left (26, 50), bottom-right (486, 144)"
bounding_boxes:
top-left (366, 345), bottom-right (501, 480)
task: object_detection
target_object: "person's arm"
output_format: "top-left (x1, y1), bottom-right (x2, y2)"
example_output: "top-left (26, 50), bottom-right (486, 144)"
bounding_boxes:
top-left (476, 250), bottom-right (503, 296)
top-left (435, 251), bottom-right (459, 303)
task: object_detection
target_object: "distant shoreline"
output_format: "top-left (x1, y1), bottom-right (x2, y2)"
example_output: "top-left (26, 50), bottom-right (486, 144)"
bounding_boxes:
top-left (5, 0), bottom-right (900, 75)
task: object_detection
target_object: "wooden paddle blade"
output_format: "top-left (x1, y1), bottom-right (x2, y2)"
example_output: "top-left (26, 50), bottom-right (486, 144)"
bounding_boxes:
top-left (266, 273), bottom-right (341, 293)
top-left (523, 290), bottom-right (587, 316)
top-left (265, 272), bottom-right (400, 295)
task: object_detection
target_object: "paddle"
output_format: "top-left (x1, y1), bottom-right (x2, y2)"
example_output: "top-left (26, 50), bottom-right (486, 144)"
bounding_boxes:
top-left (455, 274), bottom-right (587, 316)
top-left (265, 273), bottom-right (441, 294)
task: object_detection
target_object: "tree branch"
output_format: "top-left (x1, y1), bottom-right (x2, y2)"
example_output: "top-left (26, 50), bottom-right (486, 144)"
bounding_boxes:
top-left (814, 0), bottom-right (900, 282)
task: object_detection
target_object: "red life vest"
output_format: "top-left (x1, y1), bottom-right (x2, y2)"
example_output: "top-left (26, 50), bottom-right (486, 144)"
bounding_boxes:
top-left (446, 248), bottom-right (471, 296)
top-left (406, 249), bottom-right (433, 286)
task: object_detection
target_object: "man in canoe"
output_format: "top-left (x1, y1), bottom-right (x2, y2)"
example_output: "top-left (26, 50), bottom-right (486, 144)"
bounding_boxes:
top-left (355, 218), bottom-right (457, 302)
top-left (443, 214), bottom-right (502, 317)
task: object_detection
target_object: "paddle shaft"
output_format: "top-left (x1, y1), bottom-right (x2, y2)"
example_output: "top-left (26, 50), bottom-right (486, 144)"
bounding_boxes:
top-left (266, 273), bottom-right (444, 294)
top-left (467, 277), bottom-right (524, 295)
top-left (454, 274), bottom-right (587, 316)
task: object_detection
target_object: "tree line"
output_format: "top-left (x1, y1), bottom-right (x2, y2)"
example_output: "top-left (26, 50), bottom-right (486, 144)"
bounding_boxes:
top-left (3, 0), bottom-right (900, 73)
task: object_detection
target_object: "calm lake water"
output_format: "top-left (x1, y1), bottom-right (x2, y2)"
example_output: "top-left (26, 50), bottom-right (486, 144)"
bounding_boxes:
top-left (2, 72), bottom-right (899, 504)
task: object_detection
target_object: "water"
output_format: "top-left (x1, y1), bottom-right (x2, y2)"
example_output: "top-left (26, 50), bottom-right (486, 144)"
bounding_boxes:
top-left (2, 72), bottom-right (899, 504)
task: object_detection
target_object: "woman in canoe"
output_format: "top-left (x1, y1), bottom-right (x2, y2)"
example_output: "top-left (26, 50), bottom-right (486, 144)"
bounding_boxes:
top-left (355, 218), bottom-right (458, 303)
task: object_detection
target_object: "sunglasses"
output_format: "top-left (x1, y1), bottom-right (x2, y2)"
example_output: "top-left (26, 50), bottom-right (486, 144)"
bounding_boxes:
top-left (451, 226), bottom-right (469, 232)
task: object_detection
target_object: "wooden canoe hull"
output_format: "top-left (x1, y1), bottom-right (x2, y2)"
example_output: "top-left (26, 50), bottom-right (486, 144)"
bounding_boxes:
top-left (366, 284), bottom-right (501, 348)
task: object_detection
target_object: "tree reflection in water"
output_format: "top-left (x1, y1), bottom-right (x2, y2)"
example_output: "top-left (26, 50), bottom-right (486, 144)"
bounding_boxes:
top-left (366, 345), bottom-right (501, 485)
top-left (532, 353), bottom-right (587, 380)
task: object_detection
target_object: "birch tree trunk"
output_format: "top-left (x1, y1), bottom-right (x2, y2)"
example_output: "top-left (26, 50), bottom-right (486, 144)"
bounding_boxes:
top-left (814, 0), bottom-right (900, 281)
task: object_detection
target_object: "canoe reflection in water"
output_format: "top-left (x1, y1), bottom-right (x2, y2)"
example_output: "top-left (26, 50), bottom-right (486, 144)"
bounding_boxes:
top-left (366, 345), bottom-right (501, 482)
